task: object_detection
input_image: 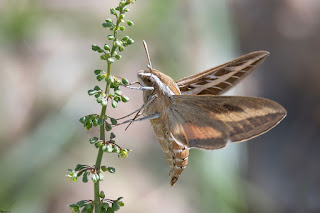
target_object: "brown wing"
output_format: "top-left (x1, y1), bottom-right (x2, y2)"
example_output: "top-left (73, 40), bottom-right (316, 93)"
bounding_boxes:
top-left (168, 95), bottom-right (286, 150)
top-left (176, 51), bottom-right (269, 95)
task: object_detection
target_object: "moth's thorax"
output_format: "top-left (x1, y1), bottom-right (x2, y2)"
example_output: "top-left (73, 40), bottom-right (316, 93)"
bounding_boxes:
top-left (137, 69), bottom-right (181, 116)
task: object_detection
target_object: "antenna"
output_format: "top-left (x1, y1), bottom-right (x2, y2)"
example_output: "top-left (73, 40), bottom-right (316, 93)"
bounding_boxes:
top-left (143, 40), bottom-right (152, 71)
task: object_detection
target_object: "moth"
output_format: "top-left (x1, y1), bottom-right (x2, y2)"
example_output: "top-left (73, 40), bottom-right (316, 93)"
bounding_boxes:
top-left (127, 42), bottom-right (286, 186)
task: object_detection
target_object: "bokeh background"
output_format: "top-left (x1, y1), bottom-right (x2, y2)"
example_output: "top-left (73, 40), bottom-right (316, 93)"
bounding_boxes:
top-left (1, 0), bottom-right (320, 212)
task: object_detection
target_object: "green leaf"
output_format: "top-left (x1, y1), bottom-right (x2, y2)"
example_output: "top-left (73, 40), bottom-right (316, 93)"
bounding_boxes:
top-left (110, 132), bottom-right (116, 139)
top-left (82, 172), bottom-right (88, 183)
top-left (94, 85), bottom-right (101, 90)
top-left (76, 200), bottom-right (86, 207)
top-left (89, 137), bottom-right (98, 144)
top-left (101, 165), bottom-right (107, 172)
top-left (105, 18), bottom-right (113, 23)
top-left (85, 120), bottom-right (93, 130)
top-left (105, 123), bottom-right (112, 131)
top-left (108, 167), bottom-right (116, 174)
top-left (92, 119), bottom-right (98, 126)
top-left (100, 55), bottom-right (107, 61)
top-left (111, 202), bottom-right (120, 211)
top-left (88, 90), bottom-right (96, 96)
top-left (102, 22), bottom-right (113, 28)
top-left (97, 74), bottom-right (106, 81)
top-left (117, 201), bottom-right (124, 207)
top-left (106, 207), bottom-right (113, 213)
top-left (75, 164), bottom-right (87, 171)
top-left (121, 78), bottom-right (129, 85)
top-left (92, 44), bottom-right (101, 51)
top-left (79, 116), bottom-right (87, 124)
top-left (110, 117), bottom-right (117, 125)
top-left (95, 70), bottom-right (103, 75)
top-left (97, 118), bottom-right (104, 125)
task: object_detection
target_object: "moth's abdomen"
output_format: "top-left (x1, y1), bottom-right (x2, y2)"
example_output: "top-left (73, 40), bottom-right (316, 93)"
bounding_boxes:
top-left (151, 119), bottom-right (189, 186)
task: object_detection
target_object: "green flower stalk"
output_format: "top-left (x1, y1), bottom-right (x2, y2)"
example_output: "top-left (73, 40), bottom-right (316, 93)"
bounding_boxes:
top-left (66, 1), bottom-right (136, 212)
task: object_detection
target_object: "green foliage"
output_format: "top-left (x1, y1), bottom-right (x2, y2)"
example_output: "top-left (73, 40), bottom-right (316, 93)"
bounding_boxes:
top-left (67, 0), bottom-right (136, 212)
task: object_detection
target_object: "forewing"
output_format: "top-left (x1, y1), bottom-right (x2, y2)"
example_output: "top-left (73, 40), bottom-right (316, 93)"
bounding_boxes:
top-left (169, 95), bottom-right (286, 149)
top-left (176, 51), bottom-right (269, 95)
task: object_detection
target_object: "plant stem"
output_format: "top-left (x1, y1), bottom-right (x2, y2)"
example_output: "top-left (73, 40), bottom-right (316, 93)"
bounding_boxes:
top-left (94, 62), bottom-right (112, 213)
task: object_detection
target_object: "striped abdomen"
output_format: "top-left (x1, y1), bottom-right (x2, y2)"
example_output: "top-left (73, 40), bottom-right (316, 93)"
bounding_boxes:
top-left (151, 118), bottom-right (190, 186)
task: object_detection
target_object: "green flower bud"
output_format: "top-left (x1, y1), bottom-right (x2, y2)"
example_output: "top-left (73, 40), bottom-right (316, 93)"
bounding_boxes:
top-left (119, 26), bottom-right (125, 31)
top-left (99, 190), bottom-right (105, 199)
top-left (112, 100), bottom-right (118, 108)
top-left (91, 174), bottom-right (98, 183)
top-left (118, 46), bottom-right (125, 52)
top-left (95, 141), bottom-right (103, 148)
top-left (107, 58), bottom-right (115, 64)
top-left (110, 8), bottom-right (116, 15)
top-left (98, 173), bottom-right (104, 181)
top-left (104, 44), bottom-right (110, 51)
top-left (108, 35), bottom-right (115, 40)
top-left (121, 96), bottom-right (130, 102)
top-left (100, 55), bottom-right (107, 60)
top-left (101, 98), bottom-right (108, 106)
top-left (127, 20), bottom-right (134, 26)
top-left (115, 54), bottom-right (121, 60)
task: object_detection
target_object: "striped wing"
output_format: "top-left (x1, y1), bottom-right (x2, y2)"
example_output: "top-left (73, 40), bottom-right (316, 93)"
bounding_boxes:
top-left (176, 51), bottom-right (269, 95)
top-left (168, 95), bottom-right (286, 150)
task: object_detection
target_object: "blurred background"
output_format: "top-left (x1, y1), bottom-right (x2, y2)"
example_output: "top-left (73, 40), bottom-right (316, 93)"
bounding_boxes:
top-left (0, 0), bottom-right (319, 212)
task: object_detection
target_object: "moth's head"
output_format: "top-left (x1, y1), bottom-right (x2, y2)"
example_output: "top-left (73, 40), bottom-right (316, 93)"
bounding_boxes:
top-left (137, 69), bottom-right (158, 87)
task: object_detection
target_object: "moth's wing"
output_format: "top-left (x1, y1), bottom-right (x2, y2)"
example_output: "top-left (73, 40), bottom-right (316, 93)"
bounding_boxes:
top-left (176, 51), bottom-right (269, 95)
top-left (168, 95), bottom-right (286, 150)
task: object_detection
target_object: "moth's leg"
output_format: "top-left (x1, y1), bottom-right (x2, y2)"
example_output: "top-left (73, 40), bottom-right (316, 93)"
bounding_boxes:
top-left (124, 94), bottom-right (158, 130)
top-left (116, 94), bottom-right (157, 121)
top-left (115, 113), bottom-right (161, 126)
top-left (116, 108), bottom-right (141, 120)
top-left (124, 85), bottom-right (154, 91)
